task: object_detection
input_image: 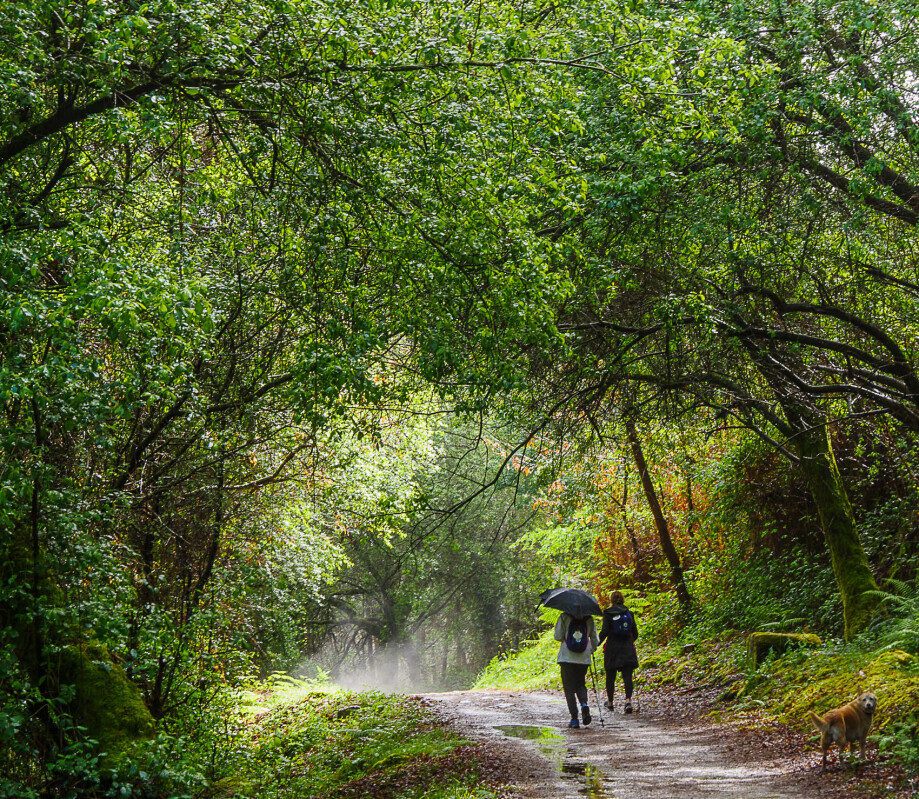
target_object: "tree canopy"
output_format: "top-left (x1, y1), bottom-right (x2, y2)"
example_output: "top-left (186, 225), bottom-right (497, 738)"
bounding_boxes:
top-left (3, 0), bottom-right (919, 793)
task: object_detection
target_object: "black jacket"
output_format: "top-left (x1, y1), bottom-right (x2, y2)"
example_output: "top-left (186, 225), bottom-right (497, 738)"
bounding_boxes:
top-left (597, 603), bottom-right (639, 670)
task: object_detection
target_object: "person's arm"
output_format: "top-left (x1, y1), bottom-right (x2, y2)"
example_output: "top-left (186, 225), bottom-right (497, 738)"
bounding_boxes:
top-left (589, 617), bottom-right (600, 650)
top-left (630, 610), bottom-right (639, 641)
top-left (554, 613), bottom-right (568, 642)
top-left (597, 612), bottom-right (608, 643)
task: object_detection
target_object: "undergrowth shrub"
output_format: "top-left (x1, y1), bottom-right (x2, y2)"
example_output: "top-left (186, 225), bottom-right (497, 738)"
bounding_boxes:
top-left (686, 544), bottom-right (842, 640)
top-left (878, 711), bottom-right (919, 779)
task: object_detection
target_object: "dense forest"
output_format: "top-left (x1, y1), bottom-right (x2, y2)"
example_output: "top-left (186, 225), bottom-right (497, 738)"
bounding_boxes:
top-left (2, 0), bottom-right (919, 796)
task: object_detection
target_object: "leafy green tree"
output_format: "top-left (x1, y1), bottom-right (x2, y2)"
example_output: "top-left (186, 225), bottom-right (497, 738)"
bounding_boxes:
top-left (1, 0), bottom-right (590, 783)
top-left (0, 0), bottom-right (503, 778)
top-left (305, 412), bottom-right (544, 690)
top-left (481, 0), bottom-right (919, 637)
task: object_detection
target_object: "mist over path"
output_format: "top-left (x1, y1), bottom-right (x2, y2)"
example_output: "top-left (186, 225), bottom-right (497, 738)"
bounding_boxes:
top-left (420, 688), bottom-right (876, 798)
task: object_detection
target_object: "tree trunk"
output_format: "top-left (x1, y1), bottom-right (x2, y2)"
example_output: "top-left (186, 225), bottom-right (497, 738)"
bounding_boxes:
top-left (620, 470), bottom-right (651, 584)
top-left (782, 404), bottom-right (879, 638)
top-left (625, 419), bottom-right (692, 609)
top-left (685, 469), bottom-right (696, 538)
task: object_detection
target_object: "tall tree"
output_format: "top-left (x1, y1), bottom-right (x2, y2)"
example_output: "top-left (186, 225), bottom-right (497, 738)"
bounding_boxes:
top-left (432, 0), bottom-right (917, 636)
top-left (0, 0), bottom-right (576, 773)
top-left (625, 418), bottom-right (692, 609)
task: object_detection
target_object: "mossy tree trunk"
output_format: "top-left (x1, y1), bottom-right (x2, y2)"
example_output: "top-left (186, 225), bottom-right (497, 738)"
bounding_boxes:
top-left (781, 403), bottom-right (879, 639)
top-left (2, 475), bottom-right (155, 764)
top-left (53, 642), bottom-right (155, 764)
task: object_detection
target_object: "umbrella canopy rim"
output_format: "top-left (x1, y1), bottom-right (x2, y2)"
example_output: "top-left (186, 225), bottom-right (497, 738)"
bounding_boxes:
top-left (539, 587), bottom-right (602, 617)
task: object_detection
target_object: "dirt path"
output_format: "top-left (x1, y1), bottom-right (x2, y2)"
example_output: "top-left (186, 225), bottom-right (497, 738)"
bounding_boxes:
top-left (421, 688), bottom-right (895, 799)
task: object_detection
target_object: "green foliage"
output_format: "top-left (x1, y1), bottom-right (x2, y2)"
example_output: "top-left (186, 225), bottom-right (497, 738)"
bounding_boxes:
top-left (878, 712), bottom-right (919, 778)
top-left (218, 682), bottom-right (505, 798)
top-left (1, 0), bottom-right (586, 779)
top-left (5, 0), bottom-right (919, 788)
top-left (868, 580), bottom-right (919, 656)
top-left (688, 543), bottom-right (843, 638)
top-left (515, 520), bottom-right (596, 563)
top-left (475, 607), bottom-right (564, 691)
top-left (312, 413), bottom-right (550, 691)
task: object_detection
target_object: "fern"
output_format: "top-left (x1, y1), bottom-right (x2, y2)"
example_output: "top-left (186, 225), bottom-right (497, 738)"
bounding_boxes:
top-left (866, 580), bottom-right (919, 655)
top-left (878, 712), bottom-right (919, 776)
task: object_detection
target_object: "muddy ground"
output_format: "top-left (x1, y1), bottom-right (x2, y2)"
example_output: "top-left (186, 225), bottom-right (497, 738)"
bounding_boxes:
top-left (419, 686), bottom-right (910, 799)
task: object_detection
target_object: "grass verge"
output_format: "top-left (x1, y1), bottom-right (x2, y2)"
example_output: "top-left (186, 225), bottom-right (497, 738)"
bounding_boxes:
top-left (210, 676), bottom-right (511, 799)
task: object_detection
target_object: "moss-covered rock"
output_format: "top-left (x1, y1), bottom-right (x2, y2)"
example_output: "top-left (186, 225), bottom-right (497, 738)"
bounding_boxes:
top-left (877, 649), bottom-right (914, 669)
top-left (746, 632), bottom-right (822, 666)
top-left (748, 644), bottom-right (919, 727)
top-left (4, 523), bottom-right (155, 767)
top-left (57, 641), bottom-right (155, 764)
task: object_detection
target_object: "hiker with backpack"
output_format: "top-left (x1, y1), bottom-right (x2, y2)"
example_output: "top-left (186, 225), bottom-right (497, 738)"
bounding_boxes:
top-left (598, 590), bottom-right (639, 713)
top-left (553, 611), bottom-right (600, 728)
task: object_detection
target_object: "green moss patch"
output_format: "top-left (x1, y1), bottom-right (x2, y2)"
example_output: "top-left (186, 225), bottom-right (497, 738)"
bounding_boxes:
top-left (57, 641), bottom-right (155, 764)
top-left (738, 645), bottom-right (919, 732)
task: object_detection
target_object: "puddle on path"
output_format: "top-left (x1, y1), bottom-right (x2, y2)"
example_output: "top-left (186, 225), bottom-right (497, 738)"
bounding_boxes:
top-left (493, 725), bottom-right (612, 798)
top-left (562, 761), bottom-right (610, 798)
top-left (493, 724), bottom-right (567, 767)
top-left (493, 724), bottom-right (562, 742)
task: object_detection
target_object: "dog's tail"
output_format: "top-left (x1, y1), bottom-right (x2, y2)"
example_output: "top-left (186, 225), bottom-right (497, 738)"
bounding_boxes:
top-left (807, 710), bottom-right (829, 734)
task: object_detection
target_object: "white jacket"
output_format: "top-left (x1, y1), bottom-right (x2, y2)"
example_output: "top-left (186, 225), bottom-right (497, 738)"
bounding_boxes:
top-left (554, 613), bottom-right (600, 665)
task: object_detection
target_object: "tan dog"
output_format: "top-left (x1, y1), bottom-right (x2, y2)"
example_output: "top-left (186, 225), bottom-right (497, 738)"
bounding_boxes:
top-left (807, 691), bottom-right (877, 772)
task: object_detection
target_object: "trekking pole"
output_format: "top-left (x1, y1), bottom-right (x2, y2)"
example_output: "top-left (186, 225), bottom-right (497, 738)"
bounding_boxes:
top-left (589, 652), bottom-right (604, 727)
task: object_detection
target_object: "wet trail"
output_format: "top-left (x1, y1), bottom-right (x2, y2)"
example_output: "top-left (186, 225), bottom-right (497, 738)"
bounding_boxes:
top-left (422, 689), bottom-right (847, 799)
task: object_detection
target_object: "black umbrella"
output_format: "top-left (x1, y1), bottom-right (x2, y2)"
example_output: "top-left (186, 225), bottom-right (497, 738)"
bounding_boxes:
top-left (539, 587), bottom-right (602, 618)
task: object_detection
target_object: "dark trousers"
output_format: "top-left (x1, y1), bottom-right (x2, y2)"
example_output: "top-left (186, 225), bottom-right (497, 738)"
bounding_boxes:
top-left (605, 667), bottom-right (634, 700)
top-left (559, 662), bottom-right (589, 718)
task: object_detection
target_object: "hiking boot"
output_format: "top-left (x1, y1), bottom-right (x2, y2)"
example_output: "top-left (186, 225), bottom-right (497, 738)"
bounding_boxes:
top-left (604, 700), bottom-right (614, 711)
top-left (582, 705), bottom-right (592, 726)
top-left (624, 701), bottom-right (633, 714)
top-left (568, 718), bottom-right (580, 729)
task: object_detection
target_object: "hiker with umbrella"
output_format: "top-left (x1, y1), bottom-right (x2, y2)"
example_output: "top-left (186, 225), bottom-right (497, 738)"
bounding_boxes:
top-left (540, 588), bottom-right (601, 729)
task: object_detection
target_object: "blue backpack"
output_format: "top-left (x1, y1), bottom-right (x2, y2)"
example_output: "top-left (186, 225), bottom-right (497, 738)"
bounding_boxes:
top-left (610, 610), bottom-right (634, 638)
top-left (565, 615), bottom-right (589, 652)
